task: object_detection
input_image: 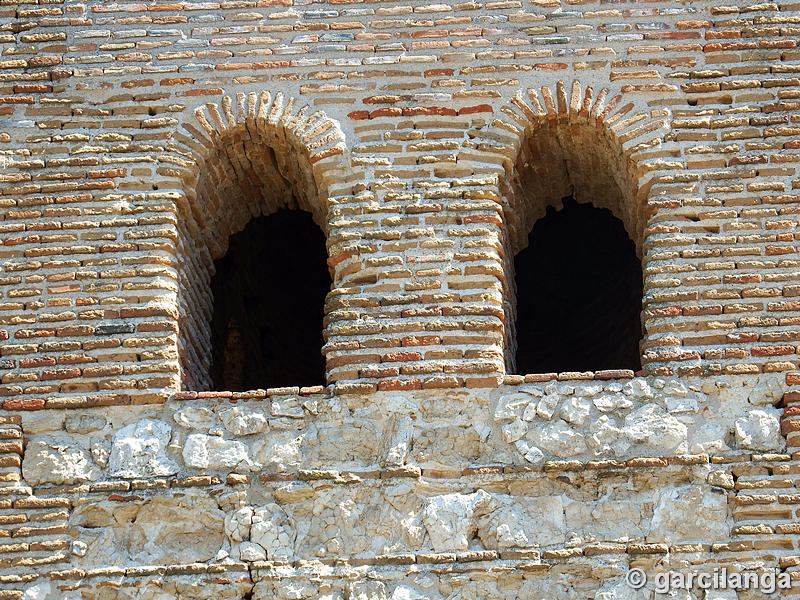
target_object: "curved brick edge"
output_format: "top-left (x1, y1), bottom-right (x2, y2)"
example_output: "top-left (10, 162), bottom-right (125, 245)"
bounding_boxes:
top-left (181, 92), bottom-right (347, 186)
top-left (167, 91), bottom-right (348, 244)
top-left (781, 372), bottom-right (800, 445)
top-left (461, 79), bottom-right (671, 249)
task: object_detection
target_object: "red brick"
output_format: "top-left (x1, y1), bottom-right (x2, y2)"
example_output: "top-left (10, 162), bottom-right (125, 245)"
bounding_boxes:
top-left (751, 345), bottom-right (795, 357)
top-left (2, 398), bottom-right (44, 411)
top-left (382, 352), bottom-right (422, 362)
top-left (458, 104), bottom-right (493, 115)
top-left (41, 368), bottom-right (81, 381)
top-left (378, 379), bottom-right (422, 391)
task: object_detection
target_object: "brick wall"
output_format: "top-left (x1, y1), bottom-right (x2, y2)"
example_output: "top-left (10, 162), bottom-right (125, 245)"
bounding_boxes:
top-left (1, 0), bottom-right (800, 597)
top-left (0, 0), bottom-right (798, 404)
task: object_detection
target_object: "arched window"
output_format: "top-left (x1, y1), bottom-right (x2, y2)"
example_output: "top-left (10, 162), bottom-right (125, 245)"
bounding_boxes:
top-left (513, 196), bottom-right (642, 374)
top-left (495, 85), bottom-right (648, 376)
top-left (209, 210), bottom-right (331, 391)
top-left (172, 94), bottom-right (343, 391)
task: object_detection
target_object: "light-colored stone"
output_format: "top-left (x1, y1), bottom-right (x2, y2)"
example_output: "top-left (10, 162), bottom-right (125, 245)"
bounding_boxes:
top-left (239, 541), bottom-right (267, 561)
top-left (516, 441), bottom-right (544, 465)
top-left (588, 416), bottom-right (630, 457)
top-left (559, 397), bottom-right (592, 426)
top-left (69, 501), bottom-right (141, 566)
top-left (624, 404), bottom-right (687, 454)
top-left (577, 384), bottom-right (603, 398)
top-left (22, 435), bottom-right (102, 485)
top-left (22, 582), bottom-right (52, 600)
top-left (271, 398), bottom-right (305, 418)
top-left (383, 394), bottom-right (418, 416)
top-left (664, 395), bottom-right (698, 414)
top-left (251, 503), bottom-right (296, 560)
top-left (389, 586), bottom-right (427, 600)
top-left (502, 418), bottom-right (527, 443)
top-left (688, 420), bottom-right (731, 455)
top-left (565, 499), bottom-right (646, 543)
top-left (707, 471), bottom-right (734, 489)
top-left (663, 380), bottom-right (689, 397)
top-left (173, 406), bottom-right (218, 431)
top-left (734, 409), bottom-right (782, 451)
top-left (748, 376), bottom-right (782, 406)
top-left (71, 540), bottom-right (87, 557)
top-left (224, 506), bottom-right (253, 543)
top-left (592, 392), bottom-right (632, 413)
top-left (182, 433), bottom-right (251, 469)
top-left (595, 577), bottom-right (649, 600)
top-left (422, 490), bottom-right (493, 552)
top-left (219, 406), bottom-right (269, 436)
top-left (90, 441), bottom-right (110, 468)
top-left (384, 414), bottom-right (413, 466)
top-left (648, 485), bottom-right (729, 544)
top-left (623, 379), bottom-right (654, 399)
top-left (129, 490), bottom-right (225, 564)
top-left (528, 420), bottom-right (587, 458)
top-left (479, 495), bottom-right (565, 548)
top-left (536, 394), bottom-right (560, 420)
top-left (64, 414), bottom-right (107, 434)
top-left (252, 432), bottom-right (305, 471)
top-left (274, 482), bottom-right (315, 503)
top-left (494, 393), bottom-right (530, 420)
top-left (109, 419), bottom-right (178, 478)
top-left (521, 400), bottom-right (538, 422)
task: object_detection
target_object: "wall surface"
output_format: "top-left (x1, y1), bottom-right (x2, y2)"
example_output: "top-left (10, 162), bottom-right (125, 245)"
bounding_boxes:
top-left (1, 0), bottom-right (800, 597)
top-left (2, 373), bottom-right (800, 599)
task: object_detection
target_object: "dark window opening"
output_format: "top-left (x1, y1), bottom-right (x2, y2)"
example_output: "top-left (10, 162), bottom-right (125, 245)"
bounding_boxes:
top-left (513, 197), bottom-right (642, 375)
top-left (210, 209), bottom-right (331, 391)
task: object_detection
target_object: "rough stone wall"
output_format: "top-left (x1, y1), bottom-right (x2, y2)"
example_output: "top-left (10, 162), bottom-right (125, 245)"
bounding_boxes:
top-left (2, 374), bottom-right (799, 599)
top-left (0, 0), bottom-right (798, 397)
top-left (1, 0), bottom-right (800, 597)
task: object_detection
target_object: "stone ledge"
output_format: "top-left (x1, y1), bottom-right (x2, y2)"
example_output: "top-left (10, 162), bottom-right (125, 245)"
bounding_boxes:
top-left (5, 542), bottom-right (799, 588)
top-left (12, 452), bottom-right (796, 500)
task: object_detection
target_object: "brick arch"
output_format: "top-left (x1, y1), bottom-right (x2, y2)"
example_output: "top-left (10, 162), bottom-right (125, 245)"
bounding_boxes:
top-left (467, 80), bottom-right (670, 255)
top-left (171, 92), bottom-right (347, 259)
top-left (462, 80), bottom-right (673, 373)
top-left (164, 92), bottom-right (349, 390)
